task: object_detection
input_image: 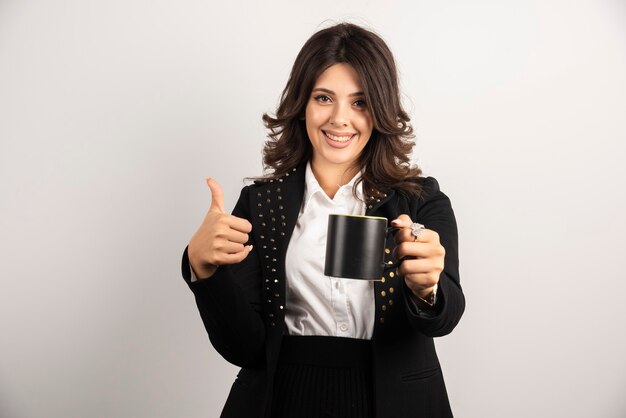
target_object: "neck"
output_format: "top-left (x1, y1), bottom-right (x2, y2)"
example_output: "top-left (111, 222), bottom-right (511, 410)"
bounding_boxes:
top-left (310, 160), bottom-right (360, 199)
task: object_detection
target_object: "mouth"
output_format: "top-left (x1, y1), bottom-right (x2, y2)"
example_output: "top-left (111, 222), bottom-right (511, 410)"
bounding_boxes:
top-left (323, 130), bottom-right (355, 143)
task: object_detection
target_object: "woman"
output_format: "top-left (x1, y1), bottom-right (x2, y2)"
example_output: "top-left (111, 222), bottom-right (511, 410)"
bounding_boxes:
top-left (182, 23), bottom-right (465, 418)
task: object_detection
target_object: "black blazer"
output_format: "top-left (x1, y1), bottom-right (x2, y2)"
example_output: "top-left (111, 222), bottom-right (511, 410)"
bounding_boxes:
top-left (181, 164), bottom-right (465, 418)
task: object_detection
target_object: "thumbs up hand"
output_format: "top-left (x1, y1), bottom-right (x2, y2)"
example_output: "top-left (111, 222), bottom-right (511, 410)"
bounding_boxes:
top-left (188, 178), bottom-right (253, 279)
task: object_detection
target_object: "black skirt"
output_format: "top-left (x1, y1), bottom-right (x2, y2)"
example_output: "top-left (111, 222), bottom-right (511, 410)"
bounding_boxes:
top-left (270, 335), bottom-right (374, 418)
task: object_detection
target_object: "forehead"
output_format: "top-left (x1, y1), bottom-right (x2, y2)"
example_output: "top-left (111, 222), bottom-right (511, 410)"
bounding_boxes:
top-left (313, 63), bottom-right (363, 92)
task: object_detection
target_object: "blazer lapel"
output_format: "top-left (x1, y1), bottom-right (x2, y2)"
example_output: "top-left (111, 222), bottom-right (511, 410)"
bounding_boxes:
top-left (366, 190), bottom-right (406, 332)
top-left (250, 165), bottom-right (306, 331)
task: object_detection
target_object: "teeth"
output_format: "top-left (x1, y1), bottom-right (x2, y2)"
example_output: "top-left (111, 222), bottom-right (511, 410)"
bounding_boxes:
top-left (325, 132), bottom-right (353, 142)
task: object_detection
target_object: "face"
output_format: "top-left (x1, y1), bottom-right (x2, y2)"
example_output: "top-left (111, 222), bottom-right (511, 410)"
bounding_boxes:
top-left (305, 63), bottom-right (373, 177)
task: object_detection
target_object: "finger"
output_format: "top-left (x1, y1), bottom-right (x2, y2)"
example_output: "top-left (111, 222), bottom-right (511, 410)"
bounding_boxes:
top-left (393, 228), bottom-right (413, 244)
top-left (210, 220), bottom-right (250, 244)
top-left (393, 242), bottom-right (427, 260)
top-left (218, 245), bottom-right (253, 264)
top-left (206, 177), bottom-right (225, 213)
top-left (393, 237), bottom-right (445, 259)
top-left (394, 228), bottom-right (438, 245)
top-left (400, 257), bottom-right (441, 278)
top-left (213, 240), bottom-right (249, 255)
top-left (397, 257), bottom-right (435, 275)
top-left (221, 229), bottom-right (250, 245)
top-left (224, 215), bottom-right (253, 234)
top-left (390, 214), bottom-right (413, 229)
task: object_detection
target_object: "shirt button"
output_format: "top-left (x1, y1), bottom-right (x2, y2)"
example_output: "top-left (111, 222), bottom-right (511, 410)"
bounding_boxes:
top-left (339, 323), bottom-right (348, 332)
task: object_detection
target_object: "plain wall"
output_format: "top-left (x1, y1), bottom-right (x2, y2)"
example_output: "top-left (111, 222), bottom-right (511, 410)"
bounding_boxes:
top-left (1, 0), bottom-right (625, 417)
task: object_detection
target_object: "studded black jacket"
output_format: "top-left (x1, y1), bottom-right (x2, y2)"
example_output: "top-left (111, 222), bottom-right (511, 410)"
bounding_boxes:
top-left (181, 164), bottom-right (465, 418)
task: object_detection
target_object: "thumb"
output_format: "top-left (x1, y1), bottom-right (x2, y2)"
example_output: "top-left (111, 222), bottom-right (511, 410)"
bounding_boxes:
top-left (206, 177), bottom-right (225, 213)
top-left (391, 214), bottom-right (412, 228)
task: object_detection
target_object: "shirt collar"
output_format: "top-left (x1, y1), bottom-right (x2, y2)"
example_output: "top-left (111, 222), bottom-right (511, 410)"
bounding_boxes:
top-left (303, 161), bottom-right (364, 210)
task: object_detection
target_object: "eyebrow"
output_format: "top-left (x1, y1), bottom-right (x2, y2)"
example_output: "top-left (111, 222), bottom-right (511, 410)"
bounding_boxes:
top-left (311, 87), bottom-right (365, 97)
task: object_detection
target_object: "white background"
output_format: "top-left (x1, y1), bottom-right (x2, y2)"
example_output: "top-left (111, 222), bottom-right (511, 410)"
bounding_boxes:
top-left (1, 0), bottom-right (625, 417)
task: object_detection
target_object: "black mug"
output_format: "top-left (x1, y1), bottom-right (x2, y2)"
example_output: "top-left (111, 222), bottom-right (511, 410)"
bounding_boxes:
top-left (324, 214), bottom-right (399, 280)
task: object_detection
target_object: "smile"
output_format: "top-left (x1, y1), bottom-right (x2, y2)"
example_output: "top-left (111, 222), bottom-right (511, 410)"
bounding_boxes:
top-left (323, 131), bottom-right (355, 143)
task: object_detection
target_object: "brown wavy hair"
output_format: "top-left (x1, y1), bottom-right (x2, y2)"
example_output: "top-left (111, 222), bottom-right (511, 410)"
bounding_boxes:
top-left (261, 22), bottom-right (422, 200)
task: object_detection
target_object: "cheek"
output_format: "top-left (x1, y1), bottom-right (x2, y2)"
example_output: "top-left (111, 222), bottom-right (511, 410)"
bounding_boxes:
top-left (357, 115), bottom-right (373, 136)
top-left (305, 107), bottom-right (328, 136)
top-left (354, 109), bottom-right (372, 128)
top-left (304, 106), bottom-right (314, 137)
top-left (304, 116), bottom-right (316, 140)
top-left (306, 105), bottom-right (325, 125)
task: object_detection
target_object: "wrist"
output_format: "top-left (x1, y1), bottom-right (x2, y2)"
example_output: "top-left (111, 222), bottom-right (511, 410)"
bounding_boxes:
top-left (414, 286), bottom-right (435, 300)
top-left (188, 244), bottom-right (218, 280)
top-left (189, 255), bottom-right (217, 280)
top-left (406, 281), bottom-right (438, 310)
top-left (405, 280), bottom-right (435, 299)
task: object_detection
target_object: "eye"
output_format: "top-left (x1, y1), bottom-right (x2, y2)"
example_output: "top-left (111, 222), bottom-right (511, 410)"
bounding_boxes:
top-left (313, 94), bottom-right (331, 103)
top-left (353, 99), bottom-right (367, 109)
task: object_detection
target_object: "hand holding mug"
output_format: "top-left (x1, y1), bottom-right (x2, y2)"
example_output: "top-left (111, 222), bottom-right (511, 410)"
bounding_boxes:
top-left (188, 178), bottom-right (253, 279)
top-left (391, 214), bottom-right (445, 299)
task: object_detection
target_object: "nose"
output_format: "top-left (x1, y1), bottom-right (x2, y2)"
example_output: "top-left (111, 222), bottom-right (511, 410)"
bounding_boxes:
top-left (329, 102), bottom-right (349, 127)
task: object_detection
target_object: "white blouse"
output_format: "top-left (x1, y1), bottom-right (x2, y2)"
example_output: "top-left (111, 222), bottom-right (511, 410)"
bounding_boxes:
top-left (284, 163), bottom-right (375, 340)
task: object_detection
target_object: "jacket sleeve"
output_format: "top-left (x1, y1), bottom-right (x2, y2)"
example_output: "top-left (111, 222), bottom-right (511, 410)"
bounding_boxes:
top-left (403, 177), bottom-right (465, 337)
top-left (181, 185), bottom-right (266, 368)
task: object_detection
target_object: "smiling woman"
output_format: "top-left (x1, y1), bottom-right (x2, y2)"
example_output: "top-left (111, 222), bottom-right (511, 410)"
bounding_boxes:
top-left (305, 63), bottom-right (373, 197)
top-left (261, 23), bottom-right (424, 201)
top-left (183, 22), bottom-right (465, 418)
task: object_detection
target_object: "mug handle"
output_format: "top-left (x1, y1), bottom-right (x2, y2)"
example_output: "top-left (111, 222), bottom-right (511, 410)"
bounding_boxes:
top-left (381, 227), bottom-right (403, 272)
